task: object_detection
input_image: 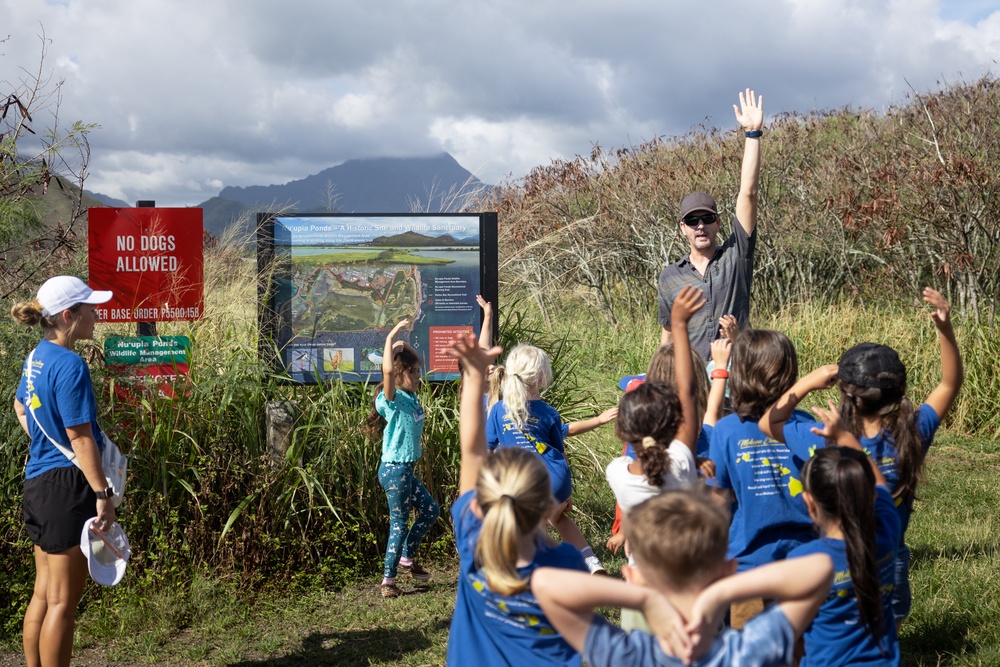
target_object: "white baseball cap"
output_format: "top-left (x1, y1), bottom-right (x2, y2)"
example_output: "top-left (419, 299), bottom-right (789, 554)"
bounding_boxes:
top-left (80, 518), bottom-right (130, 586)
top-left (37, 276), bottom-right (113, 317)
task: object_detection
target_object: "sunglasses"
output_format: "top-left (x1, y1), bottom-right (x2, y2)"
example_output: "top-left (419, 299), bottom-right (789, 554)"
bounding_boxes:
top-left (682, 213), bottom-right (719, 227)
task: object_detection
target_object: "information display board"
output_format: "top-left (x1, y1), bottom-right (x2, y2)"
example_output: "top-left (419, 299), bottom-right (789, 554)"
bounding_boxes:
top-left (88, 208), bottom-right (204, 322)
top-left (258, 213), bottom-right (498, 383)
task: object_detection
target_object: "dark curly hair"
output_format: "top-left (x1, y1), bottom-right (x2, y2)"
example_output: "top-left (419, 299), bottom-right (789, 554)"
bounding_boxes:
top-left (615, 381), bottom-right (683, 488)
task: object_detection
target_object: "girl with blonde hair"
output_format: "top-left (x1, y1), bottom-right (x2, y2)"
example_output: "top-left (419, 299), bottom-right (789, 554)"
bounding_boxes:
top-left (486, 343), bottom-right (606, 574)
top-left (446, 334), bottom-right (585, 666)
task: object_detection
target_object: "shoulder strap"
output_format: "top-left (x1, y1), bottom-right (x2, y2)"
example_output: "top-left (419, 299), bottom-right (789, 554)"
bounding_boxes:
top-left (25, 348), bottom-right (79, 466)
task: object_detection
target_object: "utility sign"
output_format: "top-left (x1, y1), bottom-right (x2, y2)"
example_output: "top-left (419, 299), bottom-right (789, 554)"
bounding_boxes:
top-left (105, 336), bottom-right (191, 400)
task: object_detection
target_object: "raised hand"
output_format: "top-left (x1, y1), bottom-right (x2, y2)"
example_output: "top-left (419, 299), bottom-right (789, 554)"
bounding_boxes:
top-left (476, 294), bottom-right (493, 318)
top-left (923, 287), bottom-right (952, 329)
top-left (809, 400), bottom-right (855, 447)
top-left (389, 318), bottom-right (411, 337)
top-left (733, 88), bottom-right (763, 132)
top-left (447, 332), bottom-right (502, 376)
top-left (718, 315), bottom-right (739, 341)
top-left (671, 286), bottom-right (706, 325)
top-left (710, 338), bottom-right (732, 369)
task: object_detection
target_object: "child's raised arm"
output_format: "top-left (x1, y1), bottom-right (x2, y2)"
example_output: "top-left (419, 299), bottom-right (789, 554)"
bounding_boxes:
top-left (922, 287), bottom-right (964, 420)
top-left (759, 364), bottom-right (839, 442)
top-left (533, 567), bottom-right (689, 659)
top-left (381, 319), bottom-right (410, 402)
top-left (447, 333), bottom-right (503, 494)
top-left (704, 338), bottom-right (732, 428)
top-left (670, 286), bottom-right (706, 457)
top-left (686, 553), bottom-right (834, 657)
top-left (476, 295), bottom-right (494, 350)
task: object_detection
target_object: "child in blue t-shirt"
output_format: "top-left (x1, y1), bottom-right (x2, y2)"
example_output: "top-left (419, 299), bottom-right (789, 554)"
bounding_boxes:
top-left (788, 406), bottom-right (902, 666)
top-left (447, 333), bottom-right (587, 667)
top-left (533, 488), bottom-right (834, 667)
top-left (366, 319), bottom-right (440, 598)
top-left (760, 287), bottom-right (963, 625)
top-left (708, 327), bottom-right (819, 628)
top-left (486, 343), bottom-right (606, 574)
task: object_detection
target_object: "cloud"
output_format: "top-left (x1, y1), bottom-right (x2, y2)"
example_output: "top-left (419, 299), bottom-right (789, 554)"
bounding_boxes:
top-left (0, 0), bottom-right (997, 206)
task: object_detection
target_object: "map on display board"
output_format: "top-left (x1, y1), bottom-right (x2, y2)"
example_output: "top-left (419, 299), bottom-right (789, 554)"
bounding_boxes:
top-left (258, 213), bottom-right (498, 383)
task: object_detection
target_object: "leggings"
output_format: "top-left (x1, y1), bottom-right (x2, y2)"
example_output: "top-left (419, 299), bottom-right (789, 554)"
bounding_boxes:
top-left (378, 461), bottom-right (440, 579)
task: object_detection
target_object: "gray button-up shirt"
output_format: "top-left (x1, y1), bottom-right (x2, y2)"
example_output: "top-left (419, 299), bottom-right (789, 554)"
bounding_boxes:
top-left (657, 220), bottom-right (756, 360)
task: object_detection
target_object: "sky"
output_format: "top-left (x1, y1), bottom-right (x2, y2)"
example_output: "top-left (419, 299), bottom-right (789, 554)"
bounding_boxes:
top-left (1, 0), bottom-right (997, 207)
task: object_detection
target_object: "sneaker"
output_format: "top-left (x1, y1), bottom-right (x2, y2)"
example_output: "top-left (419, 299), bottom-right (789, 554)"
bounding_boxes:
top-left (585, 556), bottom-right (606, 575)
top-left (399, 562), bottom-right (431, 581)
top-left (381, 583), bottom-right (401, 598)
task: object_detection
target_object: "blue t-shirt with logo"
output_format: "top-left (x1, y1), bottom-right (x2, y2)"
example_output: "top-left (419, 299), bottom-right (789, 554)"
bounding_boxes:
top-left (781, 403), bottom-right (940, 538)
top-left (710, 411), bottom-right (816, 571)
top-left (585, 603), bottom-right (795, 667)
top-left (375, 388), bottom-right (425, 463)
top-left (446, 490), bottom-right (586, 667)
top-left (486, 399), bottom-right (573, 502)
top-left (789, 486), bottom-right (901, 666)
top-left (16, 340), bottom-right (105, 480)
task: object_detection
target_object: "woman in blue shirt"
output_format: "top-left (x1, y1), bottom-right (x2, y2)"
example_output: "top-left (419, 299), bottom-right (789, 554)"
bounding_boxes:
top-left (13, 276), bottom-right (114, 667)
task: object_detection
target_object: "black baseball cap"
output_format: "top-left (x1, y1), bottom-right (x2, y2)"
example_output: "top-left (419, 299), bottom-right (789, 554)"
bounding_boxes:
top-left (838, 343), bottom-right (906, 389)
top-left (680, 192), bottom-right (718, 219)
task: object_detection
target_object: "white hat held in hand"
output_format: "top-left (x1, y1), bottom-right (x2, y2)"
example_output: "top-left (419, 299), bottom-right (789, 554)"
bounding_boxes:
top-left (80, 518), bottom-right (130, 586)
top-left (37, 276), bottom-right (113, 317)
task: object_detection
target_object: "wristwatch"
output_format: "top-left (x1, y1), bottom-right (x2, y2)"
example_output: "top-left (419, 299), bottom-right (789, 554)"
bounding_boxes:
top-left (95, 486), bottom-right (115, 500)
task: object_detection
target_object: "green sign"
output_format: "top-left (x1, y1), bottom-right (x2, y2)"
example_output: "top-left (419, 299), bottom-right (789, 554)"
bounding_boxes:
top-left (104, 336), bottom-right (190, 365)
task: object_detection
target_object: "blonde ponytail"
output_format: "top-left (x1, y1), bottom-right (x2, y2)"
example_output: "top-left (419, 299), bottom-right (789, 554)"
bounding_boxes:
top-left (501, 345), bottom-right (553, 430)
top-left (475, 448), bottom-right (551, 595)
top-left (10, 299), bottom-right (52, 329)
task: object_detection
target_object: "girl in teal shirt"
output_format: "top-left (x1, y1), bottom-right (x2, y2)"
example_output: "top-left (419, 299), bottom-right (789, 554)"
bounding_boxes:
top-left (366, 319), bottom-right (440, 598)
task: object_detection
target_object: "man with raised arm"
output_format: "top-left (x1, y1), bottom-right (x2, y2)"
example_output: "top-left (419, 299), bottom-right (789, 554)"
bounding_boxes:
top-left (657, 88), bottom-right (763, 361)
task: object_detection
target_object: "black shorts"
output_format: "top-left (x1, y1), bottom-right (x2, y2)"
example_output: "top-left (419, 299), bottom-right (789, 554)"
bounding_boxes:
top-left (23, 465), bottom-right (97, 554)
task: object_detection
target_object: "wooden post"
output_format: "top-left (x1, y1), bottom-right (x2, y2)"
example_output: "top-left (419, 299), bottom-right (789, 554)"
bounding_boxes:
top-left (135, 200), bottom-right (157, 337)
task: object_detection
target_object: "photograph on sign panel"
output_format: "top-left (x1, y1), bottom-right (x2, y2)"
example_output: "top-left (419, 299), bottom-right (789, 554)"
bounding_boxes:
top-left (268, 214), bottom-right (484, 382)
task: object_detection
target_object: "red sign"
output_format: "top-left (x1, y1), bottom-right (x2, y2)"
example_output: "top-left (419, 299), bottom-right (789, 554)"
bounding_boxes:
top-left (88, 208), bottom-right (204, 322)
top-left (428, 325), bottom-right (473, 373)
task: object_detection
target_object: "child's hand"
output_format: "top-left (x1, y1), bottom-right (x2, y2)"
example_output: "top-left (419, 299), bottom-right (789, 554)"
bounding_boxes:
top-left (809, 400), bottom-right (852, 445)
top-left (605, 530), bottom-right (625, 555)
top-left (805, 364), bottom-right (839, 392)
top-left (696, 457), bottom-right (716, 479)
top-left (597, 407), bottom-right (619, 424)
top-left (710, 338), bottom-right (732, 369)
top-left (388, 319), bottom-right (410, 338)
top-left (718, 314), bottom-right (739, 341)
top-left (447, 332), bottom-right (502, 375)
top-left (643, 592), bottom-right (691, 663)
top-left (476, 294), bottom-right (493, 318)
top-left (671, 286), bottom-right (706, 326)
top-left (923, 287), bottom-right (952, 329)
top-left (684, 596), bottom-right (725, 663)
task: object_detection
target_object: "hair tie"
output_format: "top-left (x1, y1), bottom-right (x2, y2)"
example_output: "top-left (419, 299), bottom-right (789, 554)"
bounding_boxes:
top-left (500, 494), bottom-right (516, 505)
top-left (640, 436), bottom-right (658, 450)
top-left (510, 374), bottom-right (524, 383)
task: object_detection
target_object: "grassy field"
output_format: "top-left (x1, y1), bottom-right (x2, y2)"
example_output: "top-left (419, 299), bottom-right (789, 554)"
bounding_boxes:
top-left (0, 432), bottom-right (989, 666)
